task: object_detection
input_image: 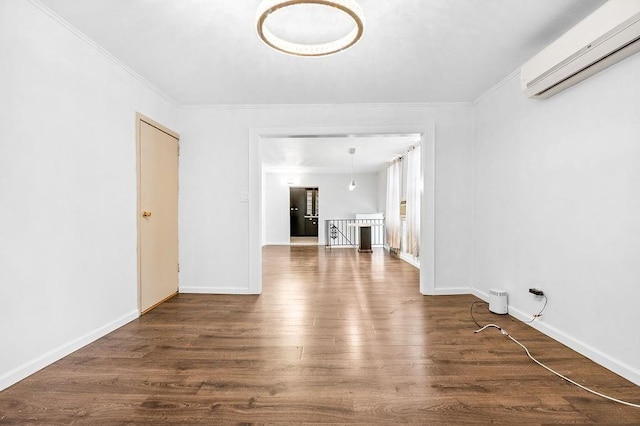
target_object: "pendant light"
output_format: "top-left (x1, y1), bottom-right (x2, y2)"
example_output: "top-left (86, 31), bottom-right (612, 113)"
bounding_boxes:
top-left (349, 147), bottom-right (357, 191)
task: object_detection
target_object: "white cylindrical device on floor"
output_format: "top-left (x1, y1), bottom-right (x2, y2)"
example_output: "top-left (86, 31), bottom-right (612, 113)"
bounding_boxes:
top-left (489, 288), bottom-right (508, 314)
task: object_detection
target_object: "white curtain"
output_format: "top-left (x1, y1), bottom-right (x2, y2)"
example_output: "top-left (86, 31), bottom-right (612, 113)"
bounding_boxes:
top-left (385, 159), bottom-right (402, 250)
top-left (405, 145), bottom-right (421, 257)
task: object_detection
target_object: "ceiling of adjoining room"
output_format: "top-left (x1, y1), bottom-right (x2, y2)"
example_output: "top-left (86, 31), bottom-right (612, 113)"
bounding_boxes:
top-left (37, 0), bottom-right (606, 106)
top-left (261, 134), bottom-right (420, 174)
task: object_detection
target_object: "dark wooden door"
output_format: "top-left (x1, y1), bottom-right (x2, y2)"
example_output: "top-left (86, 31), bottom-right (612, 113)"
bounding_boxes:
top-left (290, 187), bottom-right (319, 237)
top-left (290, 188), bottom-right (307, 236)
top-left (305, 216), bottom-right (318, 236)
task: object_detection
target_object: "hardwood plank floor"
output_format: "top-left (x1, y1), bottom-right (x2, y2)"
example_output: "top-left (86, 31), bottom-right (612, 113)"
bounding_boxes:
top-left (1, 246), bottom-right (639, 424)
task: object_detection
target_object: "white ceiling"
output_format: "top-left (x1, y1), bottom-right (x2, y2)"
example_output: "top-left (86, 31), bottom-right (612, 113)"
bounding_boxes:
top-left (261, 134), bottom-right (420, 174)
top-left (38, 0), bottom-right (605, 106)
top-left (35, 0), bottom-right (607, 172)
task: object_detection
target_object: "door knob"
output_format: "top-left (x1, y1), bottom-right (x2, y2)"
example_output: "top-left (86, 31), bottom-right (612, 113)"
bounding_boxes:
top-left (142, 211), bottom-right (152, 218)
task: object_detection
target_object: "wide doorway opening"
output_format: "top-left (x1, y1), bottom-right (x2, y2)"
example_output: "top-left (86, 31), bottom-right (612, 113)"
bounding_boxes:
top-left (248, 124), bottom-right (435, 295)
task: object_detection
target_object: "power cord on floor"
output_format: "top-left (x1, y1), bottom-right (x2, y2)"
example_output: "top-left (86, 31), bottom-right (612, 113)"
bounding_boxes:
top-left (524, 294), bottom-right (548, 323)
top-left (470, 300), bottom-right (488, 328)
top-left (472, 303), bottom-right (640, 409)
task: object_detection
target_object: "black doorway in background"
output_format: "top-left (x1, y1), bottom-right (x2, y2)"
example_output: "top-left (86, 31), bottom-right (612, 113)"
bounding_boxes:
top-left (290, 187), bottom-right (318, 237)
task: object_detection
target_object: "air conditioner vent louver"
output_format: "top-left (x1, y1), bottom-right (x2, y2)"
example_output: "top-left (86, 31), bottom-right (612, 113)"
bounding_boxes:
top-left (521, 0), bottom-right (640, 99)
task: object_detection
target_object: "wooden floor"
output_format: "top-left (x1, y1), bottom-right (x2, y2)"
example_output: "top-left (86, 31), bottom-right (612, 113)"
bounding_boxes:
top-left (2, 246), bottom-right (639, 424)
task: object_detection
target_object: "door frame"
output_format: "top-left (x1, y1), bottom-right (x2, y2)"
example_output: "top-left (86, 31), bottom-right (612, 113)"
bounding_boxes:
top-left (249, 123), bottom-right (436, 295)
top-left (135, 112), bottom-right (180, 313)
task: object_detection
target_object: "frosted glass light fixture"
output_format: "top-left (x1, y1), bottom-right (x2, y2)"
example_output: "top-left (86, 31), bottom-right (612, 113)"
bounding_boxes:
top-left (256, 0), bottom-right (365, 57)
top-left (348, 147), bottom-right (357, 191)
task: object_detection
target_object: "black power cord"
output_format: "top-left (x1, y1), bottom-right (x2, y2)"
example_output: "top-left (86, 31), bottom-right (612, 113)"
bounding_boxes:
top-left (470, 300), bottom-right (488, 328)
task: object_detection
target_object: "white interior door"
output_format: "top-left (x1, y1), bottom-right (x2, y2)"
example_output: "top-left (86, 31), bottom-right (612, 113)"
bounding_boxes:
top-left (138, 115), bottom-right (179, 313)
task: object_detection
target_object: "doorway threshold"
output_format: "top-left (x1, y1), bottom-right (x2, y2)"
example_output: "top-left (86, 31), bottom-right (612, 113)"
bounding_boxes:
top-left (290, 237), bottom-right (319, 246)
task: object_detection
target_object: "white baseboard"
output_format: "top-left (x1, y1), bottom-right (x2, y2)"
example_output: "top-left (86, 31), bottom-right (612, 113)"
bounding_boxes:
top-left (383, 246), bottom-right (421, 269)
top-left (471, 288), bottom-right (640, 386)
top-left (180, 286), bottom-right (260, 295)
top-left (399, 252), bottom-right (420, 268)
top-left (509, 305), bottom-right (640, 386)
top-left (472, 288), bottom-right (490, 302)
top-left (0, 309), bottom-right (139, 391)
top-left (433, 286), bottom-right (472, 295)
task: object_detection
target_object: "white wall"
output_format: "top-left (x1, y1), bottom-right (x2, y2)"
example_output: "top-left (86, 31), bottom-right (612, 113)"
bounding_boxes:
top-left (0, 1), bottom-right (474, 391)
top-left (178, 104), bottom-right (473, 294)
top-left (473, 55), bottom-right (640, 384)
top-left (0, 1), bottom-right (178, 390)
top-left (263, 172), bottom-right (380, 245)
top-left (9, 0), bottom-right (638, 395)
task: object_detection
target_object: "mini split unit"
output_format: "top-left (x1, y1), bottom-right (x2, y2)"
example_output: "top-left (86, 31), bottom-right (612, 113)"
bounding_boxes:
top-left (521, 0), bottom-right (640, 99)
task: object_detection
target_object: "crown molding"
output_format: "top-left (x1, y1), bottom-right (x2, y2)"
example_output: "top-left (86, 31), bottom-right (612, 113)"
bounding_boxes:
top-left (179, 101), bottom-right (473, 110)
top-left (27, 0), bottom-right (179, 108)
top-left (473, 67), bottom-right (520, 106)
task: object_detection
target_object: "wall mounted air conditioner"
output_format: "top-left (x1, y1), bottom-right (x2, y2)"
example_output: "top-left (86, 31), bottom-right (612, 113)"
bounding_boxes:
top-left (521, 0), bottom-right (640, 99)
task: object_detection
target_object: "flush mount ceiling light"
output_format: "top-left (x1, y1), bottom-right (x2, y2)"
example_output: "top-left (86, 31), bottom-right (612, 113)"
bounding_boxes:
top-left (256, 0), bottom-right (365, 57)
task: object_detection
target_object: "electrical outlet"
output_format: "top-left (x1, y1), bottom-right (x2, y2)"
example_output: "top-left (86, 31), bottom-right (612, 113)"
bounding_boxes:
top-left (529, 288), bottom-right (544, 296)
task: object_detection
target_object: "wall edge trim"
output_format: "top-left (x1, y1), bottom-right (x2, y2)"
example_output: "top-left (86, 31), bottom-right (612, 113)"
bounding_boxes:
top-left (180, 286), bottom-right (259, 295)
top-left (473, 68), bottom-right (521, 106)
top-left (431, 286), bottom-right (473, 295)
top-left (0, 309), bottom-right (139, 391)
top-left (26, 0), bottom-right (179, 107)
top-left (179, 102), bottom-right (474, 110)
top-left (472, 289), bottom-right (640, 386)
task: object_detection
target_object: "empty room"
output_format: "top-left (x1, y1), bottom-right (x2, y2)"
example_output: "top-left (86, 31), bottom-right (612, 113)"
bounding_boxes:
top-left (1, 0), bottom-right (640, 423)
